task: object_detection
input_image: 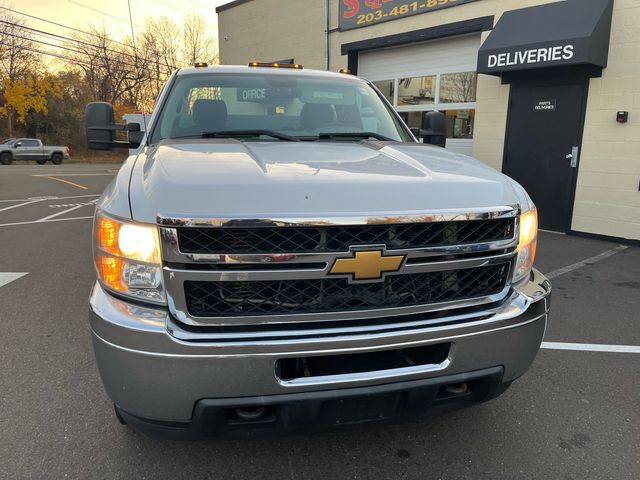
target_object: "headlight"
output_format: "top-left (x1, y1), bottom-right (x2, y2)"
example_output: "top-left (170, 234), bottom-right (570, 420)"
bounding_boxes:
top-left (94, 212), bottom-right (165, 304)
top-left (513, 207), bottom-right (538, 283)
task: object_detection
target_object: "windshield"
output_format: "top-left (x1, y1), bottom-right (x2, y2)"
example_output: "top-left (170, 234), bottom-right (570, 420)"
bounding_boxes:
top-left (149, 72), bottom-right (412, 144)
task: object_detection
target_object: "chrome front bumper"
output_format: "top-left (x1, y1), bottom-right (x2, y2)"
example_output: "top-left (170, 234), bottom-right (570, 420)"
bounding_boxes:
top-left (89, 269), bottom-right (551, 422)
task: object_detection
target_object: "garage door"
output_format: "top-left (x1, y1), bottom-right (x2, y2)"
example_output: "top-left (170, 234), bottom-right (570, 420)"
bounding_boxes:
top-left (359, 34), bottom-right (481, 156)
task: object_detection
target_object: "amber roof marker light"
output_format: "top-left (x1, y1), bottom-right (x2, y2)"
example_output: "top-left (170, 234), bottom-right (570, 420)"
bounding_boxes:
top-left (339, 68), bottom-right (352, 74)
top-left (248, 62), bottom-right (303, 70)
top-left (194, 62), bottom-right (208, 68)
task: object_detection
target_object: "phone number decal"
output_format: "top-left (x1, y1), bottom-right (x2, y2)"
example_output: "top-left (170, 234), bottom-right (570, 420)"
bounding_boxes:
top-left (339, 0), bottom-right (479, 31)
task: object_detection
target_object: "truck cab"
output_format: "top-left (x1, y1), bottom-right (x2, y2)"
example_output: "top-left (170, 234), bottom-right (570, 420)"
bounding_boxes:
top-left (85, 64), bottom-right (551, 439)
top-left (11, 139), bottom-right (43, 161)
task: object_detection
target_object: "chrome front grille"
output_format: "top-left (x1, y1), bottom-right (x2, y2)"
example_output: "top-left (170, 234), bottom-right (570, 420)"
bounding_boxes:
top-left (159, 207), bottom-right (520, 336)
top-left (177, 218), bottom-right (515, 254)
top-left (185, 263), bottom-right (511, 317)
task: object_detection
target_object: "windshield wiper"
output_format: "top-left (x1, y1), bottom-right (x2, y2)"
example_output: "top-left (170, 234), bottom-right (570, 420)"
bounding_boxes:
top-left (201, 130), bottom-right (300, 142)
top-left (316, 132), bottom-right (394, 142)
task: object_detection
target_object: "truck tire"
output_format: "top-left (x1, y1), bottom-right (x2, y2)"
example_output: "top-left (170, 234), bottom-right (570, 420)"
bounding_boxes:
top-left (36, 158), bottom-right (47, 165)
top-left (0, 153), bottom-right (12, 165)
top-left (51, 153), bottom-right (63, 165)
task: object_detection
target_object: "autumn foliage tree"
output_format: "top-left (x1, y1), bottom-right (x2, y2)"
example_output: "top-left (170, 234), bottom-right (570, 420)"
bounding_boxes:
top-left (0, 75), bottom-right (61, 136)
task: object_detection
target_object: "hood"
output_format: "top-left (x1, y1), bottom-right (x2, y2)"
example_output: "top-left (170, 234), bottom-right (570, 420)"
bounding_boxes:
top-left (128, 139), bottom-right (521, 223)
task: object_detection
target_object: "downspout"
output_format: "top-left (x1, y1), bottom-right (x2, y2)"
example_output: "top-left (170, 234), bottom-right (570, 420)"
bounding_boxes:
top-left (325, 0), bottom-right (330, 70)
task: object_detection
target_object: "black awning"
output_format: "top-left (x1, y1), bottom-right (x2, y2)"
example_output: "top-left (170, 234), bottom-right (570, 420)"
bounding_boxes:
top-left (477, 0), bottom-right (613, 76)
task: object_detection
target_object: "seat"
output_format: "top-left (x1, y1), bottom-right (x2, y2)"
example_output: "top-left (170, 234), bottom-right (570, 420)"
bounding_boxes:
top-left (300, 103), bottom-right (335, 132)
top-left (192, 99), bottom-right (228, 132)
top-left (336, 104), bottom-right (363, 130)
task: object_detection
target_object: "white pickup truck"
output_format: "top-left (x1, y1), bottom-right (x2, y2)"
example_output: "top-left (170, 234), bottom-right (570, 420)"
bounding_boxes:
top-left (0, 138), bottom-right (70, 165)
top-left (85, 63), bottom-right (551, 439)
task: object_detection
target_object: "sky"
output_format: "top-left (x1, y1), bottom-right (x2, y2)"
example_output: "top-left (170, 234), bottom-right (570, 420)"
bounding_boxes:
top-left (13, 0), bottom-right (231, 41)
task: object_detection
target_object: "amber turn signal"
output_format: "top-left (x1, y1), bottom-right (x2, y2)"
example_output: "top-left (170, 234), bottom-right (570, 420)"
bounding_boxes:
top-left (96, 253), bottom-right (127, 291)
top-left (96, 216), bottom-right (119, 255)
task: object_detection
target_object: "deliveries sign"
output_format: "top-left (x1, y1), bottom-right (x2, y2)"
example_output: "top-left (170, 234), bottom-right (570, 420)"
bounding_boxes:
top-left (339, 0), bottom-right (479, 31)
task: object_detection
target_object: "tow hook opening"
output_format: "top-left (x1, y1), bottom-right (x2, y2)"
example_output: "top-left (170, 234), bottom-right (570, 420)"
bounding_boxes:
top-left (226, 406), bottom-right (273, 425)
top-left (235, 406), bottom-right (267, 420)
top-left (442, 382), bottom-right (469, 396)
top-left (435, 380), bottom-right (487, 403)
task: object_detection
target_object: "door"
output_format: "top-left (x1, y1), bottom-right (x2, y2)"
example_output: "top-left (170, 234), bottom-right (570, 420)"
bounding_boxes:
top-left (503, 80), bottom-right (588, 232)
top-left (25, 139), bottom-right (43, 159)
top-left (12, 140), bottom-right (29, 160)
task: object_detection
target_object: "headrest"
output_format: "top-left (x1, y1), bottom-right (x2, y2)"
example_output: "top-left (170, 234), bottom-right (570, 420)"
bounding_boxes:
top-left (300, 103), bottom-right (335, 132)
top-left (192, 99), bottom-right (228, 131)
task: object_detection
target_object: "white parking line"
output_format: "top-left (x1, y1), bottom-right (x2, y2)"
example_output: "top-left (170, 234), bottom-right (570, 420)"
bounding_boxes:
top-left (0, 272), bottom-right (28, 288)
top-left (541, 342), bottom-right (640, 354)
top-left (0, 216), bottom-right (93, 227)
top-left (0, 194), bottom-right (100, 204)
top-left (37, 205), bottom-right (85, 222)
top-left (30, 173), bottom-right (115, 177)
top-left (0, 200), bottom-right (39, 212)
top-left (545, 245), bottom-right (628, 279)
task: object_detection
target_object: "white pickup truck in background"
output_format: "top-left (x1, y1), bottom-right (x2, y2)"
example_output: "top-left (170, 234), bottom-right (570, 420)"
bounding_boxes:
top-left (0, 138), bottom-right (70, 165)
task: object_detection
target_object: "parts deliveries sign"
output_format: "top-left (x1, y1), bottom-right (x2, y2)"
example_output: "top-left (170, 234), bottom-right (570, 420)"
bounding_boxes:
top-left (339, 0), bottom-right (479, 31)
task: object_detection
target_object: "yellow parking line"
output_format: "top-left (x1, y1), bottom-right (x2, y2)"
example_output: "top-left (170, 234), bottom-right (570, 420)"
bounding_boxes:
top-left (38, 176), bottom-right (88, 190)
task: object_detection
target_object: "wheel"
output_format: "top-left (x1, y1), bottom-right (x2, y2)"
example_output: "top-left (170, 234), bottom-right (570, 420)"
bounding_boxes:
top-left (51, 153), bottom-right (63, 165)
top-left (36, 158), bottom-right (47, 165)
top-left (0, 152), bottom-right (12, 165)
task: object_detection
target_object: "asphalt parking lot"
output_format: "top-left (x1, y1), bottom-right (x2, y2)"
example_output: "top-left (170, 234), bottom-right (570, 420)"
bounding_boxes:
top-left (0, 163), bottom-right (638, 480)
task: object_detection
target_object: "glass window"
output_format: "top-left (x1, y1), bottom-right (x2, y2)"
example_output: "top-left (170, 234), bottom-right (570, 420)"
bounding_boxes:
top-left (439, 72), bottom-right (477, 104)
top-left (151, 73), bottom-right (412, 143)
top-left (371, 80), bottom-right (394, 104)
top-left (445, 109), bottom-right (475, 139)
top-left (399, 109), bottom-right (475, 139)
top-left (398, 111), bottom-right (427, 130)
top-left (397, 76), bottom-right (436, 106)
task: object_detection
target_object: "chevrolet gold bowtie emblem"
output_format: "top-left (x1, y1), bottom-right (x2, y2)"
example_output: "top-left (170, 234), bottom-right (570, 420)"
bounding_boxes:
top-left (330, 250), bottom-right (405, 281)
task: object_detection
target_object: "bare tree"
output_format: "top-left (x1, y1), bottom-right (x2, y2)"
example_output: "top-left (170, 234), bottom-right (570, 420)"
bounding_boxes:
top-left (0, 6), bottom-right (40, 80)
top-left (63, 25), bottom-right (145, 106)
top-left (56, 14), bottom-right (218, 113)
top-left (182, 13), bottom-right (218, 66)
top-left (138, 17), bottom-right (181, 108)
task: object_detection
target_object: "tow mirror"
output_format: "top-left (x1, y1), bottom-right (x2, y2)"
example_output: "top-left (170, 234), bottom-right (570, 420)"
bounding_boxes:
top-left (420, 111), bottom-right (447, 148)
top-left (127, 123), bottom-right (144, 146)
top-left (85, 102), bottom-right (143, 150)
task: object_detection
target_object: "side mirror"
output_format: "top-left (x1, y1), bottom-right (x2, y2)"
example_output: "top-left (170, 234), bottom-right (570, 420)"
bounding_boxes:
top-left (85, 102), bottom-right (116, 150)
top-left (85, 102), bottom-right (142, 150)
top-left (15, 142), bottom-right (22, 148)
top-left (420, 111), bottom-right (447, 148)
top-left (126, 123), bottom-right (144, 147)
